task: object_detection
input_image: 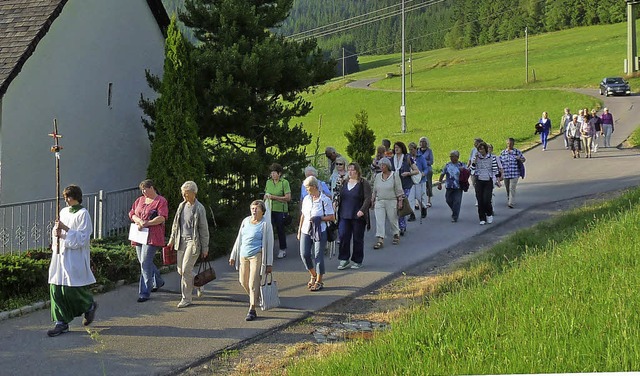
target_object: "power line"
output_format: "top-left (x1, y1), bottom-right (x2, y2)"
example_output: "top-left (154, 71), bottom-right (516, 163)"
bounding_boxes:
top-left (291, 0), bottom-right (447, 42)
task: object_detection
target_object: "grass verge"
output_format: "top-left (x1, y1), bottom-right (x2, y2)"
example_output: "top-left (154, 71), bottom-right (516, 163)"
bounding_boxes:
top-left (285, 187), bottom-right (640, 375)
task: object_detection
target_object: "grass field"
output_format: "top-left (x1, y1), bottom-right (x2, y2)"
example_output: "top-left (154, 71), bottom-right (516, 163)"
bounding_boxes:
top-left (286, 187), bottom-right (640, 375)
top-left (295, 22), bottom-right (640, 167)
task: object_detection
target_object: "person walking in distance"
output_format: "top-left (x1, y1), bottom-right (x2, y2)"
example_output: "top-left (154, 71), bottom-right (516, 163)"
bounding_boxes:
top-left (560, 108), bottom-right (572, 149)
top-left (500, 138), bottom-right (526, 209)
top-left (600, 107), bottom-right (614, 148)
top-left (538, 111), bottom-right (552, 151)
top-left (436, 151), bottom-right (467, 222)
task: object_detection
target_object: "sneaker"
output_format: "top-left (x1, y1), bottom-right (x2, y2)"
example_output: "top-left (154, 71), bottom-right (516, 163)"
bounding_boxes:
top-left (196, 286), bottom-right (204, 297)
top-left (152, 281), bottom-right (165, 292)
top-left (487, 215), bottom-right (493, 224)
top-left (47, 322), bottom-right (69, 337)
top-left (137, 297), bottom-right (149, 303)
top-left (350, 263), bottom-right (362, 269)
top-left (508, 204), bottom-right (514, 208)
top-left (245, 309), bottom-right (257, 321)
top-left (479, 221), bottom-right (486, 225)
top-left (82, 302), bottom-right (98, 326)
top-left (277, 249), bottom-right (287, 259)
top-left (337, 260), bottom-right (350, 270)
top-left (177, 300), bottom-right (191, 308)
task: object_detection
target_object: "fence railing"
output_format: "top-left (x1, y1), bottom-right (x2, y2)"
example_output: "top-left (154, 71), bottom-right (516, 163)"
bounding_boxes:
top-left (0, 187), bottom-right (139, 255)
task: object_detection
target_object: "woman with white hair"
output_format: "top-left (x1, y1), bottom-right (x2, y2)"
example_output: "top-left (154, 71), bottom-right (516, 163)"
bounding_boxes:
top-left (300, 165), bottom-right (331, 201)
top-left (297, 176), bottom-right (334, 291)
top-left (167, 181), bottom-right (210, 308)
top-left (372, 158), bottom-right (403, 248)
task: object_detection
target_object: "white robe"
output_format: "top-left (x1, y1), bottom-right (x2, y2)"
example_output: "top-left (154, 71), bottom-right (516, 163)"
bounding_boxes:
top-left (48, 207), bottom-right (96, 286)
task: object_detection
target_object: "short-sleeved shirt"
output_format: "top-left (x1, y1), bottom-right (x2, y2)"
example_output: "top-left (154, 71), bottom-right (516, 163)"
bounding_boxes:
top-left (265, 178), bottom-right (291, 213)
top-left (300, 194), bottom-right (333, 235)
top-left (129, 195), bottom-right (169, 247)
top-left (240, 219), bottom-right (264, 258)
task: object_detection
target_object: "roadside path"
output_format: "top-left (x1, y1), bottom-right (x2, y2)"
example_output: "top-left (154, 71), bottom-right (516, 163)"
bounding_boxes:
top-left (0, 89), bottom-right (638, 376)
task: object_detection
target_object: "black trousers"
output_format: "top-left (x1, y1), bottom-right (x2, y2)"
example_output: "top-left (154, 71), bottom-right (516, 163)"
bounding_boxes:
top-left (474, 179), bottom-right (494, 221)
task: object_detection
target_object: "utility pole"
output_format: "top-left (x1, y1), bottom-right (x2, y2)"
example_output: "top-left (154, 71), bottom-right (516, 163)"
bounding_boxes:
top-left (525, 27), bottom-right (529, 84)
top-left (400, 0), bottom-right (407, 133)
top-left (627, 0), bottom-right (639, 73)
top-left (342, 47), bottom-right (345, 78)
top-left (410, 44), bottom-right (413, 88)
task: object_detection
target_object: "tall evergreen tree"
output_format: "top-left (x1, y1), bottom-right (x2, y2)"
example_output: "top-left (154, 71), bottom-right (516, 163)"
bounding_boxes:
top-left (179, 0), bottom-right (335, 208)
top-left (145, 15), bottom-right (208, 217)
top-left (344, 110), bottom-right (376, 179)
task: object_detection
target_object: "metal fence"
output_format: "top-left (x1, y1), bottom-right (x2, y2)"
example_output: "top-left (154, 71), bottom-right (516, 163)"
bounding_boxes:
top-left (0, 187), bottom-right (139, 255)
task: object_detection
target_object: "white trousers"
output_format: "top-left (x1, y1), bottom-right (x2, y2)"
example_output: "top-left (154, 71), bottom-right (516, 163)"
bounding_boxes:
top-left (374, 199), bottom-right (400, 239)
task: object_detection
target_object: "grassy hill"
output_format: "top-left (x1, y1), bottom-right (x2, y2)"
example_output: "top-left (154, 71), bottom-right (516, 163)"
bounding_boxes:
top-left (296, 22), bottom-right (635, 169)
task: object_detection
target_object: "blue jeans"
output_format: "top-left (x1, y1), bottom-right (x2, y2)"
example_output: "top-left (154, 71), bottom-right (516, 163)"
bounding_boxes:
top-left (338, 217), bottom-right (366, 264)
top-left (271, 211), bottom-right (287, 250)
top-left (299, 231), bottom-right (326, 275)
top-left (540, 131), bottom-right (549, 149)
top-left (445, 188), bottom-right (463, 221)
top-left (136, 244), bottom-right (164, 299)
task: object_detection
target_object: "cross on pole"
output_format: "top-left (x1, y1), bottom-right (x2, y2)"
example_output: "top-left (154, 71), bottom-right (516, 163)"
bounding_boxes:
top-left (48, 119), bottom-right (63, 253)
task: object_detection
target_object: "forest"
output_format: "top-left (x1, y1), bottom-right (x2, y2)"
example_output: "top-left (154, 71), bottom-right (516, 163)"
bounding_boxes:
top-left (162, 0), bottom-right (630, 76)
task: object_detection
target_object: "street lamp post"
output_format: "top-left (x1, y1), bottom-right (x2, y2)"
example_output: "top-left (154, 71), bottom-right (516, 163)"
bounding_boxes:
top-left (400, 0), bottom-right (407, 133)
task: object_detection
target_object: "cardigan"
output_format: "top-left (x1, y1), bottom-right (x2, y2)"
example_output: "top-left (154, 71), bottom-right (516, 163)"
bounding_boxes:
top-left (168, 200), bottom-right (210, 253)
top-left (229, 216), bottom-right (274, 276)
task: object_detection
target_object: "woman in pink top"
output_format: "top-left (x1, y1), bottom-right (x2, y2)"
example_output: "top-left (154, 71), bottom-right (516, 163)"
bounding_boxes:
top-left (129, 179), bottom-right (169, 302)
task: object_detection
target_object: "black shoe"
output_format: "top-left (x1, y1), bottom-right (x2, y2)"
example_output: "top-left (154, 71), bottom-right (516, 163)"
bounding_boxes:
top-left (414, 204), bottom-right (419, 210)
top-left (421, 208), bottom-right (427, 218)
top-left (245, 309), bottom-right (257, 321)
top-left (83, 302), bottom-right (98, 326)
top-left (151, 281), bottom-right (165, 292)
top-left (400, 229), bottom-right (405, 236)
top-left (137, 297), bottom-right (149, 303)
top-left (407, 213), bottom-right (416, 222)
top-left (47, 323), bottom-right (69, 337)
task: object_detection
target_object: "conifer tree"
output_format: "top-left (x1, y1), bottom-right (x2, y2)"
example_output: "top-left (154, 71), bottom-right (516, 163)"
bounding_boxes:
top-left (146, 15), bottom-right (208, 217)
top-left (344, 110), bottom-right (376, 179)
top-left (179, 0), bottom-right (335, 207)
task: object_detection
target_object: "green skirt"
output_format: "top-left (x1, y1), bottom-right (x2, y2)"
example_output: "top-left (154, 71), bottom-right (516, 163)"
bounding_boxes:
top-left (49, 284), bottom-right (94, 324)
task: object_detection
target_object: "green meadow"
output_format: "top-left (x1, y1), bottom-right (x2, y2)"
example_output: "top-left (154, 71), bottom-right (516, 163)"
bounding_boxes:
top-left (287, 186), bottom-right (640, 375)
top-left (296, 22), bottom-right (640, 166)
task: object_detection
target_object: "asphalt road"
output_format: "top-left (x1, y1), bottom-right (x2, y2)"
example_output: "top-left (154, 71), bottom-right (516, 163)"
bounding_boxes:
top-left (0, 89), bottom-right (638, 376)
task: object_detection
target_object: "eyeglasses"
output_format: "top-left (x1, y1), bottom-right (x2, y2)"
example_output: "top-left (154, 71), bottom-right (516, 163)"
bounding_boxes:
top-left (336, 163), bottom-right (344, 166)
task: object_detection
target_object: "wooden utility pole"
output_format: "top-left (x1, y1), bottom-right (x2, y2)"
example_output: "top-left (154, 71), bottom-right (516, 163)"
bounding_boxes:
top-left (48, 119), bottom-right (63, 253)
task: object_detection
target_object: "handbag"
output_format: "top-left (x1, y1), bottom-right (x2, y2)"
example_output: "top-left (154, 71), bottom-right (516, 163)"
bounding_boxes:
top-left (321, 199), bottom-right (338, 242)
top-left (162, 245), bottom-right (177, 265)
top-left (193, 260), bottom-right (216, 287)
top-left (259, 273), bottom-right (280, 311)
top-left (397, 196), bottom-right (413, 217)
top-left (411, 172), bottom-right (422, 185)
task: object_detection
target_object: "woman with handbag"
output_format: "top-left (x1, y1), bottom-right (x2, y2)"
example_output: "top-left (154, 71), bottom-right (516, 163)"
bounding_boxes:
top-left (129, 179), bottom-right (169, 303)
top-left (336, 162), bottom-right (371, 270)
top-left (167, 181), bottom-right (210, 308)
top-left (372, 158), bottom-right (404, 248)
top-left (298, 176), bottom-right (335, 291)
top-left (263, 163), bottom-right (291, 259)
top-left (229, 200), bottom-right (274, 321)
top-left (390, 141), bottom-right (420, 235)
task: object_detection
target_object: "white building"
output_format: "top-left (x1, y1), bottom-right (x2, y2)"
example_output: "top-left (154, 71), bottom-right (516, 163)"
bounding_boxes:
top-left (0, 0), bottom-right (168, 204)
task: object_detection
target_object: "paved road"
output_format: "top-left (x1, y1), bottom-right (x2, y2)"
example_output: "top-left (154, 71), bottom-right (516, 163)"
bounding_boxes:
top-left (0, 90), bottom-right (638, 376)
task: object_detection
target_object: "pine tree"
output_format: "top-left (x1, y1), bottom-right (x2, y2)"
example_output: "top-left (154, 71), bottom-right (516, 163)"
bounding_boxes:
top-left (146, 15), bottom-right (208, 218)
top-left (179, 0), bottom-right (335, 208)
top-left (344, 110), bottom-right (376, 179)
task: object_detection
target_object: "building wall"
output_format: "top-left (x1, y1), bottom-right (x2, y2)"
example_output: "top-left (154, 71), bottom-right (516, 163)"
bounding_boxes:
top-left (0, 0), bottom-right (165, 203)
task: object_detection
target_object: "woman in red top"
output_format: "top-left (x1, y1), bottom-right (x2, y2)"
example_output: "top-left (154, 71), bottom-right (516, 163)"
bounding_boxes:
top-left (129, 179), bottom-right (169, 302)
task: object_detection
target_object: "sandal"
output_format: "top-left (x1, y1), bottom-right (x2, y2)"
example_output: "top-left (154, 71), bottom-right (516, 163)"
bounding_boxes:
top-left (373, 240), bottom-right (384, 249)
top-left (392, 235), bottom-right (400, 245)
top-left (307, 276), bottom-right (317, 289)
top-left (310, 282), bottom-right (324, 291)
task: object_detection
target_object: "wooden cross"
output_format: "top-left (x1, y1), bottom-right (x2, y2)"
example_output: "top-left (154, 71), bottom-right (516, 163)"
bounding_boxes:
top-left (48, 119), bottom-right (62, 253)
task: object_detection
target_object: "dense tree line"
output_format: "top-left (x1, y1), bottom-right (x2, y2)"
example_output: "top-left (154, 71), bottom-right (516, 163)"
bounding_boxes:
top-left (279, 0), bottom-right (629, 55)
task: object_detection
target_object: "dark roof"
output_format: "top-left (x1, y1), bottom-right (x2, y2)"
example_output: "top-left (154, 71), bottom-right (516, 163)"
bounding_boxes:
top-left (0, 0), bottom-right (169, 98)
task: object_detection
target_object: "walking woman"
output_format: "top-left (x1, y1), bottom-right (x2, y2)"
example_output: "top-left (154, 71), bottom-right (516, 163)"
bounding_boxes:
top-left (390, 141), bottom-right (420, 235)
top-left (298, 176), bottom-right (335, 291)
top-left (129, 179), bottom-right (168, 303)
top-left (47, 185), bottom-right (98, 337)
top-left (264, 163), bottom-right (291, 259)
top-left (437, 151), bottom-right (467, 222)
top-left (472, 142), bottom-right (499, 225)
top-left (372, 158), bottom-right (404, 248)
top-left (167, 181), bottom-right (210, 308)
top-left (336, 162), bottom-right (371, 270)
top-left (539, 111), bottom-right (552, 151)
top-left (229, 200), bottom-right (274, 321)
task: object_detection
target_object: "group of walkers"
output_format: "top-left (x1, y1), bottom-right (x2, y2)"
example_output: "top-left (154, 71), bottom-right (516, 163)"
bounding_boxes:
top-left (558, 107), bottom-right (615, 158)
top-left (60, 104), bottom-right (626, 334)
